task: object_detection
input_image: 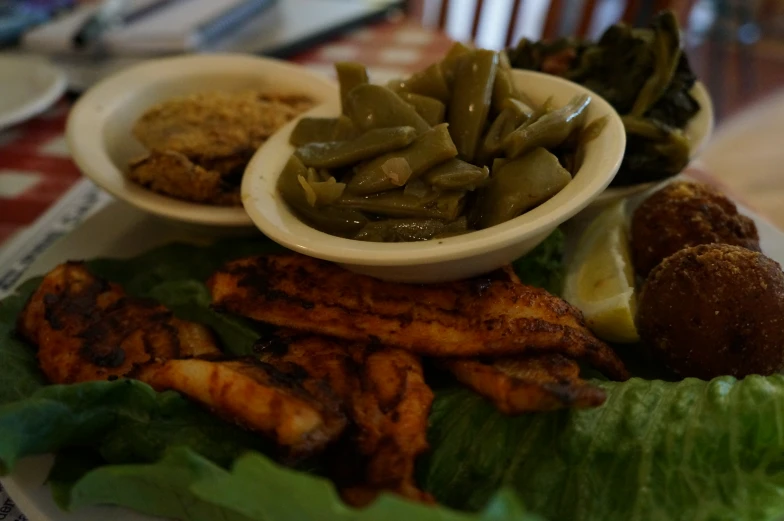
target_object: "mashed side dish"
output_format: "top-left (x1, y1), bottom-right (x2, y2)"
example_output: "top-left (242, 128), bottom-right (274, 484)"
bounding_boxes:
top-left (130, 90), bottom-right (314, 205)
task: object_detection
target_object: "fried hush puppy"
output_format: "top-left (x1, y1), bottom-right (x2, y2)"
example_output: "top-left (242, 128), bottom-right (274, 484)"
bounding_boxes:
top-left (637, 244), bottom-right (784, 379)
top-left (631, 181), bottom-right (760, 277)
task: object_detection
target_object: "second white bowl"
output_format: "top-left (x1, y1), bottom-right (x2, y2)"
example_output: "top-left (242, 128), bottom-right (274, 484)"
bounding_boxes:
top-left (66, 53), bottom-right (339, 229)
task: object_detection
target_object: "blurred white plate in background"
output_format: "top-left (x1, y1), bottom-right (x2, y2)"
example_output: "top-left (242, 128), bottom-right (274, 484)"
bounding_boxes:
top-left (0, 55), bottom-right (67, 130)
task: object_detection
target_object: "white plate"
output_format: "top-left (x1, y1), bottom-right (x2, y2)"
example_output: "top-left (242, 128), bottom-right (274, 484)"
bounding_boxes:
top-left (2, 187), bottom-right (783, 521)
top-left (0, 55), bottom-right (66, 131)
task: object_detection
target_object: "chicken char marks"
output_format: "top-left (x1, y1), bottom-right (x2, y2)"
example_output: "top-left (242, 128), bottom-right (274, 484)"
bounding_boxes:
top-left (19, 262), bottom-right (349, 459)
top-left (138, 356), bottom-right (348, 459)
top-left (256, 333), bottom-right (434, 506)
top-left (18, 256), bottom-right (620, 508)
top-left (18, 262), bottom-right (220, 384)
top-left (443, 354), bottom-right (607, 414)
top-left (209, 254), bottom-right (629, 381)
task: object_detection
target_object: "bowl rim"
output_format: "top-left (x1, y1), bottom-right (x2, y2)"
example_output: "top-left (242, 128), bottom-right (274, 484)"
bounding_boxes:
top-left (241, 69), bottom-right (626, 266)
top-left (686, 81), bottom-right (715, 158)
top-left (65, 53), bottom-right (338, 228)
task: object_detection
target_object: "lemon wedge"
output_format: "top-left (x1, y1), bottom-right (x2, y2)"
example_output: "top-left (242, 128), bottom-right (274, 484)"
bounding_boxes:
top-left (563, 200), bottom-right (639, 343)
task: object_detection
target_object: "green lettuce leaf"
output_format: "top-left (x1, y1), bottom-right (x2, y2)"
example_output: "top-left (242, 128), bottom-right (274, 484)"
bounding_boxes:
top-left (70, 447), bottom-right (245, 521)
top-left (0, 379), bottom-right (268, 475)
top-left (0, 380), bottom-right (152, 474)
top-left (423, 377), bottom-right (784, 521)
top-left (47, 448), bottom-right (105, 509)
top-left (86, 237), bottom-right (285, 291)
top-left (98, 388), bottom-right (271, 466)
top-left (68, 447), bottom-right (544, 521)
top-left (0, 278), bottom-right (46, 406)
top-left (512, 229), bottom-right (565, 295)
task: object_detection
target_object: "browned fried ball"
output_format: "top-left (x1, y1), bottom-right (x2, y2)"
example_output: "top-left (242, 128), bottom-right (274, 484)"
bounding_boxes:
top-left (631, 181), bottom-right (760, 277)
top-left (637, 244), bottom-right (784, 380)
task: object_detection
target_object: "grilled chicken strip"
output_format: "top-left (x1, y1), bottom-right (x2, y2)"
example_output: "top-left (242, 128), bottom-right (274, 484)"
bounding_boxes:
top-left (443, 354), bottom-right (606, 414)
top-left (344, 344), bottom-right (434, 505)
top-left (255, 332), bottom-right (358, 404)
top-left (138, 357), bottom-right (347, 458)
top-left (209, 254), bottom-right (629, 380)
top-left (257, 333), bottom-right (434, 505)
top-left (18, 262), bottom-right (220, 384)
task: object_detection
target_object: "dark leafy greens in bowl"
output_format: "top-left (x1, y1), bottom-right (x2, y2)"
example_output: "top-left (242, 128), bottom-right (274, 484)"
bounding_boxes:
top-left (4, 232), bottom-right (784, 521)
top-left (508, 10), bottom-right (701, 187)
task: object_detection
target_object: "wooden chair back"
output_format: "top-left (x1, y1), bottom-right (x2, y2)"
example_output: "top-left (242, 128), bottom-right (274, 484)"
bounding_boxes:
top-left (410, 0), bottom-right (689, 46)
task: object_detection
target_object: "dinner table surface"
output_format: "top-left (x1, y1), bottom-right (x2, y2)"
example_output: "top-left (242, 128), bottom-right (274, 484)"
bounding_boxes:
top-left (1, 13), bottom-right (784, 520)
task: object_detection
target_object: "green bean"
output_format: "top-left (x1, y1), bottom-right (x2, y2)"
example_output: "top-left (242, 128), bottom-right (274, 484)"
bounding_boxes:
top-left (491, 157), bottom-right (508, 172)
top-left (354, 217), bottom-right (462, 242)
top-left (491, 66), bottom-right (522, 115)
top-left (422, 159), bottom-right (489, 191)
top-left (390, 63), bottom-right (451, 102)
top-left (347, 123), bottom-right (458, 195)
top-left (436, 216), bottom-right (468, 237)
top-left (478, 106), bottom-right (530, 163)
top-left (345, 84), bottom-right (430, 134)
top-left (386, 78), bottom-right (407, 92)
top-left (289, 116), bottom-right (355, 146)
top-left (573, 115), bottom-right (609, 172)
top-left (298, 175), bottom-right (346, 206)
top-left (336, 188), bottom-right (465, 220)
top-left (295, 126), bottom-right (417, 169)
top-left (495, 51), bottom-right (539, 108)
top-left (399, 92), bottom-right (446, 126)
top-left (336, 62), bottom-right (369, 114)
top-left (524, 96), bottom-right (555, 126)
top-left (448, 49), bottom-right (499, 162)
top-left (651, 130), bottom-right (690, 167)
top-left (304, 167), bottom-right (320, 183)
top-left (501, 97), bottom-right (534, 121)
top-left (582, 114), bottom-right (609, 141)
top-left (277, 156), bottom-right (368, 236)
top-left (621, 115), bottom-right (669, 139)
top-left (630, 11), bottom-right (681, 117)
top-left (316, 168), bottom-right (333, 182)
top-left (503, 94), bottom-right (590, 158)
top-left (440, 42), bottom-right (473, 85)
top-left (472, 148), bottom-right (571, 229)
top-left (402, 178), bottom-right (430, 198)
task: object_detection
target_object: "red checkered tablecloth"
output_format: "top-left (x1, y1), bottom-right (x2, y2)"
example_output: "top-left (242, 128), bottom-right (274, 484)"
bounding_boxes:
top-left (0, 20), bottom-right (453, 249)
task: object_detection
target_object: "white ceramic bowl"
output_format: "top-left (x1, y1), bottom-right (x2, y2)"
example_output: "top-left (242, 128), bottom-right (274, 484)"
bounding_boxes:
top-left (242, 70), bottom-right (626, 283)
top-left (591, 81), bottom-right (714, 206)
top-left (66, 53), bottom-right (339, 229)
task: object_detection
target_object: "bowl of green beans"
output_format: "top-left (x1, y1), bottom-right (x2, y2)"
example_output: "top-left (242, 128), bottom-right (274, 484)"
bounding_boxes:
top-left (242, 48), bottom-right (625, 283)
